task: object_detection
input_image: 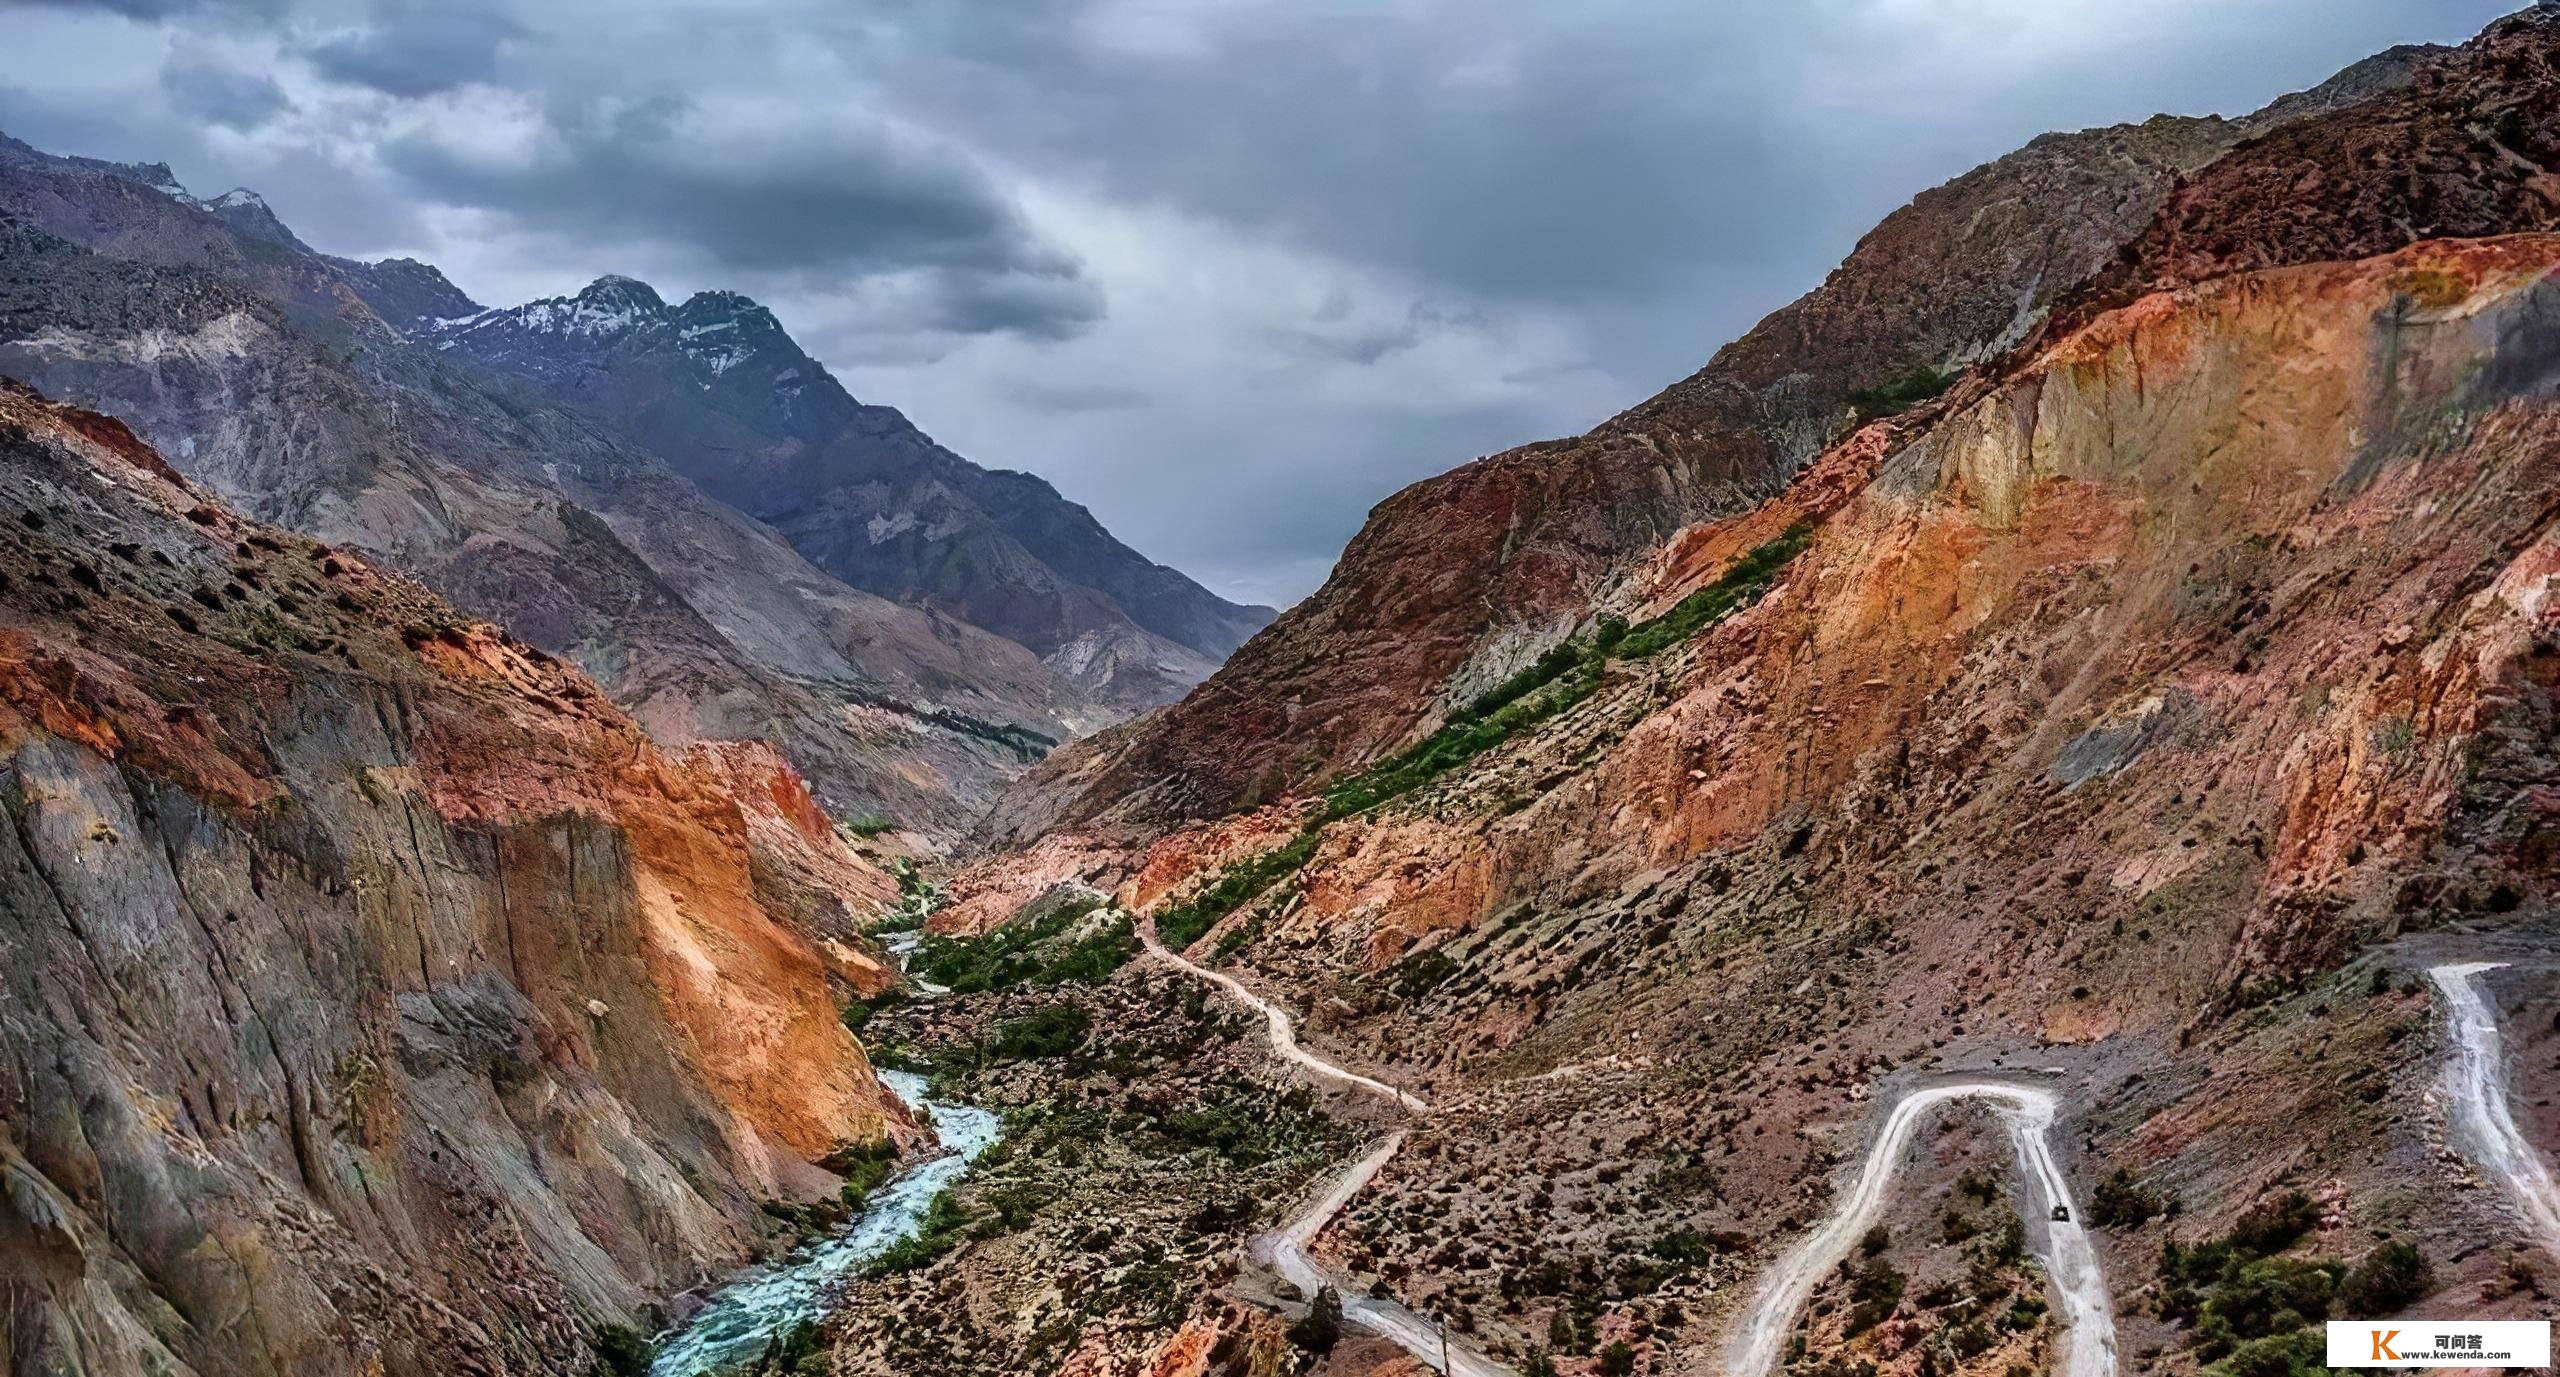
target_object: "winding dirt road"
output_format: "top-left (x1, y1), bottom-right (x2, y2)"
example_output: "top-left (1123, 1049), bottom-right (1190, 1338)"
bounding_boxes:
top-left (1139, 917), bottom-right (1506, 1375)
top-left (1140, 918), bottom-right (1430, 1112)
top-left (1730, 1081), bottom-right (2116, 1377)
top-left (2430, 961), bottom-right (2560, 1261)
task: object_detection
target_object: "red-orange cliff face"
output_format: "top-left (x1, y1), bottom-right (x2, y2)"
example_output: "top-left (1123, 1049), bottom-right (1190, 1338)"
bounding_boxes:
top-left (0, 381), bottom-right (908, 1376)
top-left (986, 42), bottom-right (2445, 845)
top-left (1255, 238), bottom-right (2560, 996)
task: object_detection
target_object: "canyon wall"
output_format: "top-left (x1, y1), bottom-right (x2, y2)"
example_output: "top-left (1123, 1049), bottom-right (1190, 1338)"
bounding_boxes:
top-left (0, 383), bottom-right (906, 1377)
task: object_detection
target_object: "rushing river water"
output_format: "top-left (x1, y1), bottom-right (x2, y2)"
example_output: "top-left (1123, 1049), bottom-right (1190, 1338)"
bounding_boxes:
top-left (647, 1070), bottom-right (1001, 1375)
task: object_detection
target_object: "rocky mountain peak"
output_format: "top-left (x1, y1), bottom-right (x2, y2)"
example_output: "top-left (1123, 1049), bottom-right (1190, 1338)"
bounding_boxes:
top-left (196, 185), bottom-right (310, 252)
top-left (672, 288), bottom-right (799, 379)
top-left (564, 271), bottom-right (668, 320)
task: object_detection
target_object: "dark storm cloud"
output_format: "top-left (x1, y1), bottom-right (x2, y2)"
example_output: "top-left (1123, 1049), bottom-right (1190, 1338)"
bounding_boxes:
top-left (379, 93), bottom-right (1101, 338)
top-left (846, 0), bottom-right (1812, 304)
top-left (1002, 379), bottom-right (1149, 415)
top-left (160, 58), bottom-right (291, 129)
top-left (301, 2), bottom-right (526, 97)
top-left (924, 266), bottom-right (1104, 340)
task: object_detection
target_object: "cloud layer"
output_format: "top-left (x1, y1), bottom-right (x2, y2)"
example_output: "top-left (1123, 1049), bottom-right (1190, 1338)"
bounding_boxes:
top-left (0, 0), bottom-right (2519, 606)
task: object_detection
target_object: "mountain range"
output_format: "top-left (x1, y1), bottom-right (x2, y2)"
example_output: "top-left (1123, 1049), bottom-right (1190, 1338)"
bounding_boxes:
top-left (0, 129), bottom-right (1268, 840)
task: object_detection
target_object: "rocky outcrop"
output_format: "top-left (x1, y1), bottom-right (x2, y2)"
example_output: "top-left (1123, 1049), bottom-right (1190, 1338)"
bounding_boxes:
top-left (0, 382), bottom-right (910, 1376)
top-left (431, 276), bottom-right (1275, 711)
top-left (986, 36), bottom-right (2448, 842)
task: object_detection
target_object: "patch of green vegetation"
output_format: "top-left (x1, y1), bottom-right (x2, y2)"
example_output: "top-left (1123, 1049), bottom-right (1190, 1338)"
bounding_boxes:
top-left (2215, 1327), bottom-right (2327, 1377)
top-left (1844, 1256), bottom-right (1906, 1336)
top-left (1153, 1081), bottom-right (1330, 1168)
top-left (988, 1003), bottom-right (1093, 1061)
top-left (1611, 523), bottom-right (1815, 659)
top-left (1844, 366), bottom-right (1952, 425)
top-left (843, 813), bottom-right (898, 838)
top-left (840, 986), bottom-right (905, 1035)
top-left (2087, 1166), bottom-right (2168, 1229)
top-left (912, 894), bottom-right (1132, 993)
top-left (1153, 828), bottom-right (1321, 952)
top-left (2338, 1240), bottom-right (2433, 1316)
top-left (866, 1193), bottom-right (972, 1276)
top-left (1288, 1286), bottom-right (1343, 1354)
top-left (2157, 1191), bottom-right (2427, 1370)
top-left (817, 1136), bottom-right (899, 1209)
top-left (1388, 947), bottom-right (1461, 1001)
top-left (1209, 906), bottom-right (1269, 963)
top-left (1317, 522), bottom-right (1813, 821)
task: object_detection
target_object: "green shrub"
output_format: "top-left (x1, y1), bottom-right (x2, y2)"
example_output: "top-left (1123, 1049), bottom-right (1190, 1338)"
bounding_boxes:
top-left (867, 1195), bottom-right (970, 1276)
top-left (1844, 366), bottom-right (1952, 424)
top-left (2228, 1192), bottom-right (2320, 1255)
top-left (2088, 1167), bottom-right (2165, 1229)
top-left (990, 1004), bottom-right (1092, 1061)
top-left (1389, 948), bottom-right (1461, 1001)
top-left (2339, 1240), bottom-right (2432, 1316)
top-left (912, 894), bottom-right (1127, 993)
top-left (586, 1323), bottom-right (655, 1377)
top-left (1154, 829), bottom-right (1321, 951)
top-left (840, 986), bottom-right (905, 1035)
top-left (1289, 1286), bottom-right (1343, 1354)
top-left (844, 814), bottom-right (898, 838)
top-left (2202, 1256), bottom-right (2343, 1342)
top-left (1610, 522), bottom-right (1814, 660)
top-left (1648, 1229), bottom-right (1718, 1267)
top-left (2214, 1327), bottom-right (2327, 1377)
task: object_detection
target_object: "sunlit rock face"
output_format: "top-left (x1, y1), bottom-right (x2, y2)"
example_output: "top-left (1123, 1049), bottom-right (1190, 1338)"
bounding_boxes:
top-left (0, 382), bottom-right (911, 1377)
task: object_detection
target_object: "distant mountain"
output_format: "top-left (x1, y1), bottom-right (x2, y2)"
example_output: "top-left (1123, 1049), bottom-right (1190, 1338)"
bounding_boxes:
top-left (431, 276), bottom-right (1276, 710)
top-left (0, 129), bottom-right (1138, 837)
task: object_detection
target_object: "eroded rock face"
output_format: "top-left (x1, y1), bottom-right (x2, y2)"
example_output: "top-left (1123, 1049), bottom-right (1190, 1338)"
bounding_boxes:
top-left (986, 43), bottom-right (2444, 842)
top-left (0, 383), bottom-right (908, 1376)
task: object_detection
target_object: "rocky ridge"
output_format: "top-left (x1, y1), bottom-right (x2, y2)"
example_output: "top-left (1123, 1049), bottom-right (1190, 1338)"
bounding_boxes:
top-left (430, 274), bottom-right (1276, 712)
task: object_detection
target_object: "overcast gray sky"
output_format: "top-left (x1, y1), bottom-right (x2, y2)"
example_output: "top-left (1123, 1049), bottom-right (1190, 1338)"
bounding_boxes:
top-left (1, 0), bottom-right (2518, 607)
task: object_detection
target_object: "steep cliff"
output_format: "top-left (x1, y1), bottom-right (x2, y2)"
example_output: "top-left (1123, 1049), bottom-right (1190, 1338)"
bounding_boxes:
top-left (986, 38), bottom-right (2448, 841)
top-left (0, 381), bottom-right (910, 1377)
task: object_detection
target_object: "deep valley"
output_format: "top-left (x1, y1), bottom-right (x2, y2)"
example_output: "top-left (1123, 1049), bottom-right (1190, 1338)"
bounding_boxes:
top-left (11, 7), bottom-right (2560, 1377)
